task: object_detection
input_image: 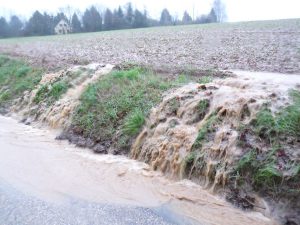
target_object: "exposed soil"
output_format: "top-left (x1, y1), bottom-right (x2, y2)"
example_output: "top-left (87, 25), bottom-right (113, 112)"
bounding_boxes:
top-left (0, 19), bottom-right (299, 74)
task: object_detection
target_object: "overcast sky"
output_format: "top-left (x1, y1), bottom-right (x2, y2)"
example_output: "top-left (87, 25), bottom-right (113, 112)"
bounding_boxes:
top-left (0, 0), bottom-right (299, 22)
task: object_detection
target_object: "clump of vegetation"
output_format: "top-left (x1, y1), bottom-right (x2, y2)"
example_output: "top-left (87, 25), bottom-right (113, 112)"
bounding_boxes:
top-left (197, 99), bottom-right (210, 116)
top-left (34, 81), bottom-right (69, 104)
top-left (123, 110), bottom-right (145, 136)
top-left (192, 112), bottom-right (219, 150)
top-left (276, 90), bottom-right (300, 137)
top-left (234, 90), bottom-right (300, 194)
top-left (251, 90), bottom-right (300, 141)
top-left (0, 55), bottom-right (43, 108)
top-left (198, 76), bottom-right (213, 84)
top-left (235, 148), bottom-right (283, 188)
top-left (175, 74), bottom-right (192, 84)
top-left (252, 108), bottom-right (277, 143)
top-left (72, 68), bottom-right (182, 153)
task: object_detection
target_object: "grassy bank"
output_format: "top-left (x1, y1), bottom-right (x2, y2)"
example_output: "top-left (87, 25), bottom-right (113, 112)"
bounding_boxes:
top-left (0, 55), bottom-right (43, 109)
top-left (69, 68), bottom-right (189, 154)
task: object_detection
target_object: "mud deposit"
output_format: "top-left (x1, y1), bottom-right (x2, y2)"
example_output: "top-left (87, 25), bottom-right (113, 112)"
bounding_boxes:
top-left (0, 115), bottom-right (273, 225)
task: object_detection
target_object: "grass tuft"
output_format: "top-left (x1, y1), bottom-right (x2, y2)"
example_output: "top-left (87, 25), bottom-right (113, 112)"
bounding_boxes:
top-left (252, 108), bottom-right (277, 142)
top-left (254, 164), bottom-right (282, 187)
top-left (192, 112), bottom-right (219, 150)
top-left (197, 99), bottom-right (210, 115)
top-left (236, 150), bottom-right (257, 172)
top-left (34, 81), bottom-right (69, 104)
top-left (123, 110), bottom-right (145, 135)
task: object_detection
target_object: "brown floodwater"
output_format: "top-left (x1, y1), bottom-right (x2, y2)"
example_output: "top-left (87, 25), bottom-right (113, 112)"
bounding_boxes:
top-left (0, 115), bottom-right (275, 225)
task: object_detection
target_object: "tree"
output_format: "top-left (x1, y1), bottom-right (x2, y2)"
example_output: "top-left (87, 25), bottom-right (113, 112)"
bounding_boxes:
top-left (25, 11), bottom-right (47, 36)
top-left (112, 7), bottom-right (126, 30)
top-left (89, 6), bottom-right (102, 32)
top-left (82, 6), bottom-right (102, 32)
top-left (9, 15), bottom-right (23, 37)
top-left (182, 11), bottom-right (192, 24)
top-left (104, 9), bottom-right (113, 30)
top-left (132, 9), bottom-right (147, 28)
top-left (125, 3), bottom-right (134, 27)
top-left (43, 13), bottom-right (55, 35)
top-left (212, 0), bottom-right (227, 22)
top-left (207, 8), bottom-right (217, 23)
top-left (160, 9), bottom-right (172, 26)
top-left (116, 6), bottom-right (126, 29)
top-left (0, 17), bottom-right (9, 38)
top-left (71, 13), bottom-right (81, 33)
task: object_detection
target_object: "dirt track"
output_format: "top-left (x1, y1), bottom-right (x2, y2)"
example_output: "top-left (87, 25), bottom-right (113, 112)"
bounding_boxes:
top-left (0, 19), bottom-right (299, 73)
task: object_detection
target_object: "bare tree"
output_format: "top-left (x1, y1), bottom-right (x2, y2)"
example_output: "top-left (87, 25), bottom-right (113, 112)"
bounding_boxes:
top-left (212, 0), bottom-right (227, 22)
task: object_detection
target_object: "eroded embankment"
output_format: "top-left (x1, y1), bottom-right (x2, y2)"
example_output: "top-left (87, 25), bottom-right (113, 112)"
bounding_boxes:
top-left (0, 56), bottom-right (299, 225)
top-left (131, 71), bottom-right (300, 225)
top-left (10, 63), bottom-right (114, 128)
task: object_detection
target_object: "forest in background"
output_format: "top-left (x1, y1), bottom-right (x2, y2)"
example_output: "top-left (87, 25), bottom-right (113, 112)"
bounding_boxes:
top-left (0, 0), bottom-right (226, 38)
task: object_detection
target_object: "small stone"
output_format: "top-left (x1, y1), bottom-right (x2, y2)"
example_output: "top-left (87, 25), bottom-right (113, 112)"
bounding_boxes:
top-left (76, 137), bottom-right (86, 147)
top-left (93, 144), bottom-right (107, 154)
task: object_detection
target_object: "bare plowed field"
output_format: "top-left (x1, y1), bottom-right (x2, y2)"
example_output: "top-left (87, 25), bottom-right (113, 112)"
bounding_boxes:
top-left (0, 19), bottom-right (299, 73)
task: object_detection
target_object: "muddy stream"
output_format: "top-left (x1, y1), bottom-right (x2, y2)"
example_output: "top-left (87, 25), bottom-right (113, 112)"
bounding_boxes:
top-left (0, 114), bottom-right (274, 225)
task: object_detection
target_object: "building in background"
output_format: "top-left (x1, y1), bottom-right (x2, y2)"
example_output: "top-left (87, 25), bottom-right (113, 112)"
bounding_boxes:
top-left (54, 19), bottom-right (71, 34)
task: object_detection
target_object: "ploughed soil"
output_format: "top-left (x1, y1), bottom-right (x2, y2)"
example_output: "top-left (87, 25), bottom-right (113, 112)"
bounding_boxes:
top-left (0, 19), bottom-right (299, 74)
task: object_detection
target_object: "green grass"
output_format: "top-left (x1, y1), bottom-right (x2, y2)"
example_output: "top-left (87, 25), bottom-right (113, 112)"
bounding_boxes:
top-left (198, 76), bottom-right (213, 84)
top-left (235, 91), bottom-right (300, 192)
top-left (236, 150), bottom-right (257, 172)
top-left (197, 99), bottom-right (210, 116)
top-left (276, 90), bottom-right (300, 137)
top-left (192, 112), bottom-right (219, 150)
top-left (123, 110), bottom-right (145, 136)
top-left (235, 147), bottom-right (284, 190)
top-left (252, 107), bottom-right (277, 142)
top-left (34, 81), bottom-right (69, 104)
top-left (252, 90), bottom-right (300, 141)
top-left (0, 55), bottom-right (43, 108)
top-left (254, 164), bottom-right (282, 187)
top-left (72, 68), bottom-right (182, 152)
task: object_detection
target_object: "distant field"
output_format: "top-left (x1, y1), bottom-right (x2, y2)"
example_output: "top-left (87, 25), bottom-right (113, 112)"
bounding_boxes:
top-left (0, 19), bottom-right (299, 73)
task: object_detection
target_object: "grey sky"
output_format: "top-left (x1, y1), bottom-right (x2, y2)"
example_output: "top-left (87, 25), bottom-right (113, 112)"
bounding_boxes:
top-left (0, 0), bottom-right (299, 22)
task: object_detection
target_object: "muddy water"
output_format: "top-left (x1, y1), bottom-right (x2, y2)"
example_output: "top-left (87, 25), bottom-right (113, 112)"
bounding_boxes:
top-left (131, 70), bottom-right (300, 192)
top-left (0, 115), bottom-right (274, 225)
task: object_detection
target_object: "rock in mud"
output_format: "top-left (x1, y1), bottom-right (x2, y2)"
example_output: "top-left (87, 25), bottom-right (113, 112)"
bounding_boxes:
top-left (93, 144), bottom-right (107, 154)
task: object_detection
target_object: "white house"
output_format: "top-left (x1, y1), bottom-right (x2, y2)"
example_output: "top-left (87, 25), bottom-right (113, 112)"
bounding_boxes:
top-left (54, 19), bottom-right (71, 35)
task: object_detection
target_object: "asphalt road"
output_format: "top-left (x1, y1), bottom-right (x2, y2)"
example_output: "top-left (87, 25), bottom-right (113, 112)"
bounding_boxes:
top-left (0, 180), bottom-right (185, 225)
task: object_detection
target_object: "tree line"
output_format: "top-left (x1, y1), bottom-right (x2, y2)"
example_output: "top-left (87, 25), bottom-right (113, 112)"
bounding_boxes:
top-left (0, 0), bottom-right (226, 38)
